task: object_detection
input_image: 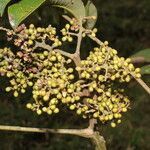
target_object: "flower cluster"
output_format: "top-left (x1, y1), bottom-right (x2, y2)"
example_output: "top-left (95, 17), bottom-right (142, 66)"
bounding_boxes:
top-left (0, 21), bottom-right (141, 127)
top-left (74, 43), bottom-right (141, 127)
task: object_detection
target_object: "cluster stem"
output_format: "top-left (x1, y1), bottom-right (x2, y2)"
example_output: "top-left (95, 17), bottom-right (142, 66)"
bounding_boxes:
top-left (0, 119), bottom-right (106, 150)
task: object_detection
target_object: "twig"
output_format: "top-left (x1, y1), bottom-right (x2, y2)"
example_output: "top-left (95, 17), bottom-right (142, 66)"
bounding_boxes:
top-left (0, 124), bottom-right (106, 149)
top-left (75, 20), bottom-right (83, 56)
top-left (0, 125), bottom-right (93, 138)
top-left (68, 32), bottom-right (78, 36)
top-left (34, 41), bottom-right (52, 50)
top-left (54, 49), bottom-right (74, 59)
top-left (0, 27), bottom-right (12, 32)
top-left (34, 41), bottom-right (74, 59)
top-left (132, 76), bottom-right (150, 95)
top-left (77, 89), bottom-right (91, 97)
top-left (35, 39), bottom-right (81, 67)
top-left (88, 34), bottom-right (103, 46)
top-left (88, 119), bottom-right (97, 130)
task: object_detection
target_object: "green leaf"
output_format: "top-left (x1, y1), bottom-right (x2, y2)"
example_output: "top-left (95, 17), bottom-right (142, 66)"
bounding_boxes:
top-left (0, 0), bottom-right (11, 16)
top-left (141, 65), bottom-right (150, 75)
top-left (8, 0), bottom-right (46, 28)
top-left (49, 0), bottom-right (85, 20)
top-left (85, 0), bottom-right (97, 29)
top-left (8, 0), bottom-right (85, 28)
top-left (131, 48), bottom-right (150, 62)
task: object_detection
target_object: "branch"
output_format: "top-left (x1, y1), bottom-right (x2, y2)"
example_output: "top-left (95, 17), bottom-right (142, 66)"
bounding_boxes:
top-left (54, 49), bottom-right (74, 59)
top-left (0, 124), bottom-right (106, 149)
top-left (77, 89), bottom-right (91, 97)
top-left (87, 118), bottom-right (106, 150)
top-left (88, 119), bottom-right (97, 130)
top-left (75, 20), bottom-right (83, 56)
top-left (88, 34), bottom-right (103, 46)
top-left (34, 40), bottom-right (52, 50)
top-left (0, 27), bottom-right (12, 32)
top-left (68, 32), bottom-right (78, 37)
top-left (0, 125), bottom-right (93, 138)
top-left (34, 41), bottom-right (74, 59)
top-left (133, 77), bottom-right (150, 95)
top-left (91, 132), bottom-right (107, 150)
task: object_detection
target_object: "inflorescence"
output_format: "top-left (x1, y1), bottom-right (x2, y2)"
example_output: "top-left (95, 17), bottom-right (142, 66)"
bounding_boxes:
top-left (0, 18), bottom-right (141, 127)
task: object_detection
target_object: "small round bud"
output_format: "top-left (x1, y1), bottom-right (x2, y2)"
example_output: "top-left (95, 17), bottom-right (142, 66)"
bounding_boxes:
top-left (91, 32), bottom-right (96, 37)
top-left (117, 119), bottom-right (121, 124)
top-left (93, 28), bottom-right (98, 33)
top-left (26, 103), bottom-right (32, 109)
top-left (47, 109), bottom-right (52, 115)
top-left (50, 56), bottom-right (56, 61)
top-left (135, 68), bottom-right (141, 73)
top-left (76, 109), bottom-right (82, 115)
top-left (70, 105), bottom-right (75, 110)
top-left (28, 29), bottom-right (34, 34)
top-left (68, 37), bottom-right (73, 42)
top-left (65, 24), bottom-right (70, 30)
top-left (108, 114), bottom-right (113, 120)
top-left (69, 74), bottom-right (74, 80)
top-left (98, 75), bottom-right (104, 81)
top-left (37, 109), bottom-right (42, 115)
top-left (14, 91), bottom-right (19, 97)
top-left (29, 24), bottom-right (34, 28)
top-left (93, 112), bottom-right (99, 118)
top-left (37, 27), bottom-right (43, 32)
top-left (28, 81), bottom-right (33, 86)
top-left (111, 122), bottom-right (116, 128)
top-left (54, 108), bottom-right (59, 113)
top-left (104, 41), bottom-right (108, 45)
top-left (43, 95), bottom-right (49, 101)
top-left (28, 39), bottom-right (33, 45)
top-left (43, 51), bottom-right (49, 56)
top-left (122, 107), bottom-right (127, 112)
top-left (135, 73), bottom-right (141, 78)
top-left (62, 36), bottom-right (67, 41)
top-left (128, 64), bottom-right (134, 71)
top-left (5, 87), bottom-right (11, 92)
top-left (42, 107), bottom-right (47, 112)
top-left (21, 89), bottom-right (26, 93)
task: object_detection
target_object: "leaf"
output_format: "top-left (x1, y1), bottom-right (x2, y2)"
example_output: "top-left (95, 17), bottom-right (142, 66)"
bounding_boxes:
top-left (141, 65), bottom-right (150, 75)
top-left (49, 0), bottom-right (85, 20)
top-left (8, 0), bottom-right (85, 28)
top-left (85, 0), bottom-right (97, 29)
top-left (0, 0), bottom-right (11, 16)
top-left (131, 48), bottom-right (150, 62)
top-left (8, 0), bottom-right (46, 28)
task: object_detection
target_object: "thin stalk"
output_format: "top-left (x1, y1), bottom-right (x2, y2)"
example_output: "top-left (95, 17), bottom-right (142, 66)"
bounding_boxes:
top-left (0, 124), bottom-right (106, 150)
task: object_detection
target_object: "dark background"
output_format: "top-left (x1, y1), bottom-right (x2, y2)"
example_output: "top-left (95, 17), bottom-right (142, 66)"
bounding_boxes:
top-left (0, 0), bottom-right (150, 149)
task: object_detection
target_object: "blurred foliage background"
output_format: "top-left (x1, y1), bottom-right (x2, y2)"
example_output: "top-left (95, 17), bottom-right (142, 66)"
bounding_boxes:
top-left (0, 0), bottom-right (150, 149)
